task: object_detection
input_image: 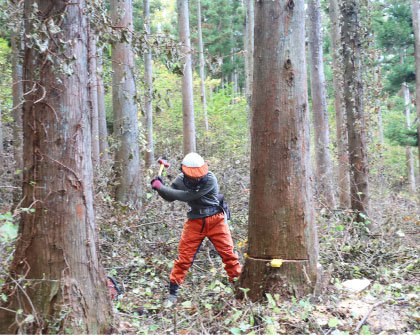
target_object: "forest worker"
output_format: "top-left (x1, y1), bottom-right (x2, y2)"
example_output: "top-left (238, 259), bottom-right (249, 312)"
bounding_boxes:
top-left (150, 152), bottom-right (242, 304)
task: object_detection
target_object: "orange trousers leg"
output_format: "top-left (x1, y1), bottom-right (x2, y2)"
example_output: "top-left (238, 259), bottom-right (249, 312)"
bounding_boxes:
top-left (170, 213), bottom-right (241, 285)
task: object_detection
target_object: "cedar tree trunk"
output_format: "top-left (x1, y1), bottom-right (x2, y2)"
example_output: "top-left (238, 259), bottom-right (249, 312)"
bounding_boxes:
top-left (97, 46), bottom-right (110, 164)
top-left (144, 0), bottom-right (155, 168)
top-left (244, 0), bottom-right (254, 104)
top-left (341, 0), bottom-right (369, 220)
top-left (237, 0), bottom-right (319, 301)
top-left (0, 1), bottom-right (113, 333)
top-left (308, 0), bottom-right (336, 208)
top-left (89, 29), bottom-right (100, 167)
top-left (412, 0), bottom-right (420, 182)
top-left (329, 0), bottom-right (351, 208)
top-left (177, 0), bottom-right (196, 154)
top-left (402, 81), bottom-right (416, 193)
top-left (111, 0), bottom-right (142, 205)
top-left (197, 0), bottom-right (209, 132)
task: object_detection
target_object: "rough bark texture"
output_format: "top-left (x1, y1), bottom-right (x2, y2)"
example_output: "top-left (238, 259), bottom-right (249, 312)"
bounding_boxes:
top-left (89, 29), bottom-right (100, 167)
top-left (197, 0), bottom-right (209, 132)
top-left (97, 46), bottom-right (110, 164)
top-left (11, 29), bottom-right (24, 172)
top-left (402, 81), bottom-right (416, 193)
top-left (237, 0), bottom-right (319, 301)
top-left (244, 0), bottom-right (254, 104)
top-left (412, 0), bottom-right (420, 181)
top-left (308, 0), bottom-right (336, 208)
top-left (0, 1), bottom-right (113, 333)
top-left (329, 0), bottom-right (351, 208)
top-left (111, 0), bottom-right (142, 205)
top-left (144, 0), bottom-right (154, 168)
top-left (341, 0), bottom-right (369, 219)
top-left (177, 0), bottom-right (196, 154)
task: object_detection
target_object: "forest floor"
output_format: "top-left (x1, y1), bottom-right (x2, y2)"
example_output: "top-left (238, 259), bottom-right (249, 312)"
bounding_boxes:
top-left (1, 155), bottom-right (419, 334)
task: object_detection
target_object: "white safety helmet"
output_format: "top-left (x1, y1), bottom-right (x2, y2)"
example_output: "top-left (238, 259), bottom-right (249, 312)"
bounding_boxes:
top-left (181, 152), bottom-right (208, 178)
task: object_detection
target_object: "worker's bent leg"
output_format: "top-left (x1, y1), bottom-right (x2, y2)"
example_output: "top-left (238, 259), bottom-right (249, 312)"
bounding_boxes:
top-left (170, 218), bottom-right (205, 285)
top-left (207, 213), bottom-right (241, 281)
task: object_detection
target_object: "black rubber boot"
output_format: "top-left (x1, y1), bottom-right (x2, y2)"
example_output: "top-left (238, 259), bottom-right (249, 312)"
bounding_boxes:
top-left (166, 282), bottom-right (179, 304)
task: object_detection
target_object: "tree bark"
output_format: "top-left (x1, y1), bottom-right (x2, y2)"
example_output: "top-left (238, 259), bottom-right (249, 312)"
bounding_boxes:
top-left (197, 0), bottom-right (209, 132)
top-left (89, 29), bottom-right (100, 167)
top-left (329, 0), bottom-right (351, 208)
top-left (177, 0), bottom-right (196, 154)
top-left (402, 81), bottom-right (416, 193)
top-left (244, 0), bottom-right (254, 104)
top-left (237, 0), bottom-right (319, 301)
top-left (111, 0), bottom-right (142, 205)
top-left (341, 0), bottom-right (369, 220)
top-left (97, 46), bottom-right (110, 163)
top-left (0, 1), bottom-right (113, 332)
top-left (308, 0), bottom-right (336, 208)
top-left (411, 0), bottom-right (420, 183)
top-left (144, 0), bottom-right (154, 167)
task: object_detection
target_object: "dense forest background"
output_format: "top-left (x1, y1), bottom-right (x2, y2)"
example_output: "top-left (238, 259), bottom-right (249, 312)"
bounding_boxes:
top-left (0, 0), bottom-right (419, 334)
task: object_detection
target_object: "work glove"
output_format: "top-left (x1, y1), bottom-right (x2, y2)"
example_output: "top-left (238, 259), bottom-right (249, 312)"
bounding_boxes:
top-left (150, 176), bottom-right (163, 184)
top-left (151, 178), bottom-right (163, 190)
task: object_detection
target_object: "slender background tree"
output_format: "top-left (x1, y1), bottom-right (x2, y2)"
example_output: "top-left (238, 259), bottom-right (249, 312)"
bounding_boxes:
top-left (111, 0), bottom-right (142, 205)
top-left (308, 0), bottom-right (336, 208)
top-left (341, 0), bottom-right (370, 220)
top-left (329, 0), bottom-right (351, 208)
top-left (178, 0), bottom-right (196, 154)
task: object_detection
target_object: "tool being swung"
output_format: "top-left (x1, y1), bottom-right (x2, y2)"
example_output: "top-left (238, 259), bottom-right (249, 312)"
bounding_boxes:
top-left (157, 158), bottom-right (170, 177)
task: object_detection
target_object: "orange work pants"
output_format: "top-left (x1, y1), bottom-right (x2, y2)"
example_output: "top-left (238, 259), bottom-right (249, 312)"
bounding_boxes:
top-left (170, 212), bottom-right (241, 285)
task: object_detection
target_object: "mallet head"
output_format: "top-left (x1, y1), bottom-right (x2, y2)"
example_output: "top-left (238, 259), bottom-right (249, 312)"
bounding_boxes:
top-left (158, 158), bottom-right (170, 168)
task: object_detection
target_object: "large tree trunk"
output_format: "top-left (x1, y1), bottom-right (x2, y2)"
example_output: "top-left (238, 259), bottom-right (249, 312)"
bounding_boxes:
top-left (341, 0), bottom-right (369, 220)
top-left (308, 0), bottom-right (336, 208)
top-left (244, 0), bottom-right (254, 104)
top-left (177, 0), bottom-right (196, 154)
top-left (237, 0), bottom-right (319, 302)
top-left (197, 0), bottom-right (209, 132)
top-left (0, 1), bottom-right (113, 332)
top-left (329, 0), bottom-right (351, 208)
top-left (144, 0), bottom-right (154, 168)
top-left (402, 81), bottom-right (416, 193)
top-left (97, 46), bottom-right (110, 164)
top-left (89, 29), bottom-right (100, 167)
top-left (111, 0), bottom-right (142, 205)
top-left (412, 0), bottom-right (420, 183)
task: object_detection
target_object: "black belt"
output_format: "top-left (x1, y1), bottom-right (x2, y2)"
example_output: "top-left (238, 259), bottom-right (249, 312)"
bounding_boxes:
top-left (190, 206), bottom-right (221, 217)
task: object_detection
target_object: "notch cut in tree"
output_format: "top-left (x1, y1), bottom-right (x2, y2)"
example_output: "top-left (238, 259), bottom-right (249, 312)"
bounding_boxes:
top-left (0, 0), bottom-right (113, 333)
top-left (236, 0), bottom-right (319, 301)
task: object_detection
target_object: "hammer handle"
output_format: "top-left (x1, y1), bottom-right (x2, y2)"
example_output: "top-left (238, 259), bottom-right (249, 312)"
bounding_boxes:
top-left (158, 164), bottom-right (164, 177)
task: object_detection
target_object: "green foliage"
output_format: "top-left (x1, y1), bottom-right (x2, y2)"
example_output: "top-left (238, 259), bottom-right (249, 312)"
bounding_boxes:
top-left (0, 37), bottom-right (12, 110)
top-left (189, 0), bottom-right (245, 83)
top-left (0, 212), bottom-right (17, 242)
top-left (373, 0), bottom-right (415, 92)
top-left (384, 97), bottom-right (418, 147)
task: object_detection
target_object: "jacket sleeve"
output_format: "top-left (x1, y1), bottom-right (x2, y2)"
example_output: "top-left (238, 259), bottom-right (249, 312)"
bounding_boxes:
top-left (156, 175), bottom-right (182, 202)
top-left (157, 175), bottom-right (215, 202)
